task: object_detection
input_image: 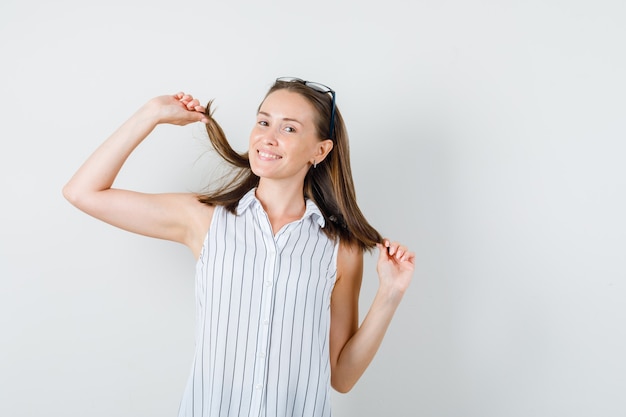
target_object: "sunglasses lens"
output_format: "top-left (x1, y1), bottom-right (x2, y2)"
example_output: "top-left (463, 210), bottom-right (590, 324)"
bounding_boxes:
top-left (276, 77), bottom-right (304, 84)
top-left (276, 78), bottom-right (333, 94)
top-left (304, 82), bottom-right (332, 94)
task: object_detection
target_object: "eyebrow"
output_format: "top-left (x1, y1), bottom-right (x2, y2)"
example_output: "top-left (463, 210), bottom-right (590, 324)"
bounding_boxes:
top-left (257, 111), bottom-right (303, 125)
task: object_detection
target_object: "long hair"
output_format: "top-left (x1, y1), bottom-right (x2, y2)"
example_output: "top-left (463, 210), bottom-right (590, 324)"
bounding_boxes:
top-left (197, 80), bottom-right (382, 250)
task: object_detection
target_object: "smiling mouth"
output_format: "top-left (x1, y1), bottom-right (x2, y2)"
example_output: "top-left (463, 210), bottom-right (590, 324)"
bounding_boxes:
top-left (258, 150), bottom-right (282, 160)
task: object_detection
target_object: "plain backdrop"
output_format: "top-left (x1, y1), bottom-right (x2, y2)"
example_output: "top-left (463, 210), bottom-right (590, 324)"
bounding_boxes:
top-left (1, 1), bottom-right (625, 416)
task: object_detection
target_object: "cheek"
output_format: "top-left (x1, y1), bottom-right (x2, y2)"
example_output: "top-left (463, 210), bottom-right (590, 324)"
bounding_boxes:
top-left (249, 127), bottom-right (262, 146)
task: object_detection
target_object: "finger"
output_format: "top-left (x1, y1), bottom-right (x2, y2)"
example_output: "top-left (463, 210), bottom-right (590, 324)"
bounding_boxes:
top-left (381, 238), bottom-right (391, 255)
top-left (195, 111), bottom-right (209, 124)
top-left (398, 249), bottom-right (415, 264)
top-left (376, 243), bottom-right (389, 262)
top-left (179, 94), bottom-right (193, 104)
top-left (395, 243), bottom-right (413, 260)
top-left (388, 241), bottom-right (401, 256)
top-left (188, 98), bottom-right (202, 110)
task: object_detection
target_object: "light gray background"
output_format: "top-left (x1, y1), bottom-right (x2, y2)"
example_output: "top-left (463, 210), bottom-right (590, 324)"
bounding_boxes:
top-left (1, 1), bottom-right (625, 416)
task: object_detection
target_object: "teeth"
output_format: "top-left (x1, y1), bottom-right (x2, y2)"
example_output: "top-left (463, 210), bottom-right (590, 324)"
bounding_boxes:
top-left (259, 151), bottom-right (281, 160)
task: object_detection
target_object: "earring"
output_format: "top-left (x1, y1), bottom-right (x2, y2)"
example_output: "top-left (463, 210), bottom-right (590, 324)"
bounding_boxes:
top-left (313, 160), bottom-right (317, 168)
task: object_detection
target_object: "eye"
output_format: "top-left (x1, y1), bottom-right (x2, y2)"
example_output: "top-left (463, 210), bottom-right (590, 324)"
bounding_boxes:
top-left (258, 120), bottom-right (269, 126)
top-left (284, 126), bottom-right (296, 133)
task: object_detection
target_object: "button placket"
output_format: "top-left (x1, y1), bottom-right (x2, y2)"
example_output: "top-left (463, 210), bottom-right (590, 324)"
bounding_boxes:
top-left (251, 205), bottom-right (279, 413)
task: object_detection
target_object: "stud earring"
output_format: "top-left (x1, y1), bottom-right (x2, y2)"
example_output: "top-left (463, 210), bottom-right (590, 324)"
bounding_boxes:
top-left (313, 160), bottom-right (317, 168)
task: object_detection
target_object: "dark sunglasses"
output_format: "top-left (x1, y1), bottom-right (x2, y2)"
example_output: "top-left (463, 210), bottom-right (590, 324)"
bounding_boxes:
top-left (275, 77), bottom-right (336, 139)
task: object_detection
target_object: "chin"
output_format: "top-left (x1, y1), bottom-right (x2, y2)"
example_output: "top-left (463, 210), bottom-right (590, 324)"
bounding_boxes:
top-left (250, 164), bottom-right (273, 179)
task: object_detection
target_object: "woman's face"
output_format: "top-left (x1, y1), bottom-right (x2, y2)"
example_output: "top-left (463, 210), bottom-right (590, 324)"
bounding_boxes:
top-left (249, 89), bottom-right (330, 182)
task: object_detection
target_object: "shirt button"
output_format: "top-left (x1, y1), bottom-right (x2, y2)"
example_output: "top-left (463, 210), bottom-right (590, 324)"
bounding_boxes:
top-left (255, 384), bottom-right (263, 390)
top-left (263, 319), bottom-right (269, 326)
top-left (264, 281), bottom-right (272, 287)
top-left (259, 352), bottom-right (266, 358)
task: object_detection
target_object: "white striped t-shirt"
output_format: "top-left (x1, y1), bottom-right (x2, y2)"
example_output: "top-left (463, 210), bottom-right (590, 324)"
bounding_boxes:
top-left (178, 188), bottom-right (339, 417)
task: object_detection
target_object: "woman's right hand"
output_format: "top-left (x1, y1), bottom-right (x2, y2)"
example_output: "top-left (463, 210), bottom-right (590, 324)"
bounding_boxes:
top-left (142, 92), bottom-right (209, 126)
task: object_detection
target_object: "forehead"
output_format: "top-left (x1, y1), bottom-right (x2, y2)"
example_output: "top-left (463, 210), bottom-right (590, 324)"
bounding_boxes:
top-left (259, 89), bottom-right (317, 120)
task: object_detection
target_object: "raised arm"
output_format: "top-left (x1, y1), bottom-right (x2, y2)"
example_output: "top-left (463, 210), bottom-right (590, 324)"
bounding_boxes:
top-left (62, 93), bottom-right (213, 258)
top-left (329, 239), bottom-right (415, 393)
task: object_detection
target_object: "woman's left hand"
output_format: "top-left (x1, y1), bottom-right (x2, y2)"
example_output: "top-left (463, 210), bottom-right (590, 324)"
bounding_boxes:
top-left (376, 239), bottom-right (415, 295)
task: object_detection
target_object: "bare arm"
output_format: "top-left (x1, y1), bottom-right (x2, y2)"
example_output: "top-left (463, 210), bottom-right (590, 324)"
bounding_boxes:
top-left (329, 239), bottom-right (415, 393)
top-left (62, 93), bottom-right (213, 258)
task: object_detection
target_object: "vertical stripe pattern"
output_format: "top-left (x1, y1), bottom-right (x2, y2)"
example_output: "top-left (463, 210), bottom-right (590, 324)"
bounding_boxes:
top-left (178, 189), bottom-right (338, 417)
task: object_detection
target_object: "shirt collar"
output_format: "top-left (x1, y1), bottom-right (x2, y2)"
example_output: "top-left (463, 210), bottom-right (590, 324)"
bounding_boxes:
top-left (237, 188), bottom-right (326, 228)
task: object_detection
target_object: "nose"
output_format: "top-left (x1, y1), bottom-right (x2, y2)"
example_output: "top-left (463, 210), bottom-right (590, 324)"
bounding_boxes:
top-left (261, 127), bottom-right (279, 145)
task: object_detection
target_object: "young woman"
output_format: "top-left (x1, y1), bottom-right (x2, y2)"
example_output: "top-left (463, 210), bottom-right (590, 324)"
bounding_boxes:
top-left (63, 77), bottom-right (415, 417)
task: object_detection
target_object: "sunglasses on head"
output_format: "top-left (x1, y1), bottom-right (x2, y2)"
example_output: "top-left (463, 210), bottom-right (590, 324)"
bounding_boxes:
top-left (275, 77), bottom-right (336, 140)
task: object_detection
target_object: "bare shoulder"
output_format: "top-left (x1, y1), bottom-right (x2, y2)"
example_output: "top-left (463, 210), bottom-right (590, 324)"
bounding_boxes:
top-left (337, 241), bottom-right (364, 283)
top-left (184, 193), bottom-right (215, 257)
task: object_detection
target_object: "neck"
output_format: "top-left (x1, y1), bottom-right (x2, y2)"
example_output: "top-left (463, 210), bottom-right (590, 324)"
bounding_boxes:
top-left (255, 179), bottom-right (307, 235)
